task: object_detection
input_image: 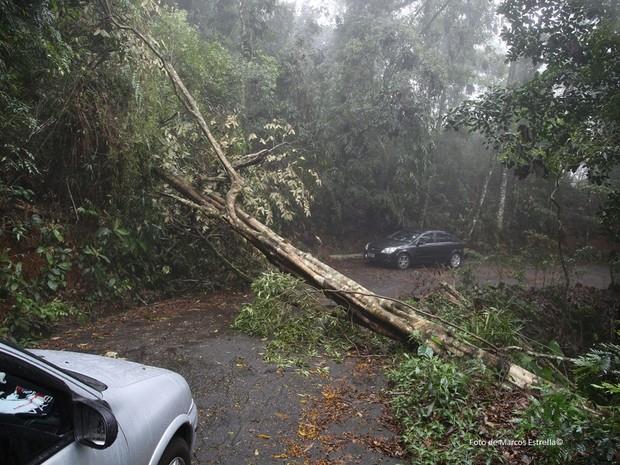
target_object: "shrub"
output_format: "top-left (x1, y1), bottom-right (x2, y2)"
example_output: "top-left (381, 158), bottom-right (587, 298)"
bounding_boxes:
top-left (386, 349), bottom-right (500, 464)
top-left (517, 388), bottom-right (620, 464)
top-left (573, 340), bottom-right (620, 405)
top-left (1, 295), bottom-right (76, 343)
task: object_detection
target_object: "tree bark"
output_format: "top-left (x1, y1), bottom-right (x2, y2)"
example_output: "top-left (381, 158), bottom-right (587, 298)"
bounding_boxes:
top-left (551, 175), bottom-right (571, 296)
top-left (467, 153), bottom-right (495, 242)
top-left (496, 165), bottom-right (508, 236)
top-left (494, 60), bottom-right (524, 241)
top-left (105, 4), bottom-right (542, 389)
top-left (419, 170), bottom-right (435, 229)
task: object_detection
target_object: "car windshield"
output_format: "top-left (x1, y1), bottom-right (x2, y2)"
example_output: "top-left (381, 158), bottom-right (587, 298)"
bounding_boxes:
top-left (388, 230), bottom-right (420, 241)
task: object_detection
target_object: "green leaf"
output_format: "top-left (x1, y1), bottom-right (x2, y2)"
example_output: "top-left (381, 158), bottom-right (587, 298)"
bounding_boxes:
top-left (417, 345), bottom-right (434, 358)
top-left (52, 228), bottom-right (64, 242)
top-left (547, 341), bottom-right (564, 356)
top-left (96, 227), bottom-right (111, 238)
top-left (57, 261), bottom-right (72, 271)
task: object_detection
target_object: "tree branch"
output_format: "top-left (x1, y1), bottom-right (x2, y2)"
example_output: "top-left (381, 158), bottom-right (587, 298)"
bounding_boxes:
top-left (199, 142), bottom-right (290, 184)
top-left (233, 142), bottom-right (290, 170)
top-left (101, 0), bottom-right (242, 187)
top-left (503, 346), bottom-right (575, 363)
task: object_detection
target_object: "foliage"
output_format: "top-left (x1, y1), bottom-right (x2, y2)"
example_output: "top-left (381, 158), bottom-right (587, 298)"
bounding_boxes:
top-left (296, 0), bottom-right (507, 238)
top-left (78, 219), bottom-right (145, 299)
top-left (451, 0), bottom-right (620, 248)
top-left (0, 0), bottom-right (303, 338)
top-left (0, 219), bottom-right (77, 340)
top-left (232, 272), bottom-right (391, 367)
top-left (387, 349), bottom-right (500, 464)
top-left (517, 387), bottom-right (620, 464)
top-left (423, 281), bottom-right (618, 387)
top-left (1, 296), bottom-right (75, 344)
top-left (387, 349), bottom-right (619, 465)
top-left (573, 340), bottom-right (620, 405)
top-left (425, 287), bottom-right (526, 348)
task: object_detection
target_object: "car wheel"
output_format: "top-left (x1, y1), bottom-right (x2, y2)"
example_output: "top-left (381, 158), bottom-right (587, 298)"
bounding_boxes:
top-left (158, 437), bottom-right (191, 465)
top-left (449, 252), bottom-right (462, 268)
top-left (396, 253), bottom-right (410, 270)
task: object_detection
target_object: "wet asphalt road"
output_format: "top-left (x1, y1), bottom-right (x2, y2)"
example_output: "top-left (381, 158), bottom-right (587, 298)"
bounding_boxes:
top-left (41, 293), bottom-right (402, 465)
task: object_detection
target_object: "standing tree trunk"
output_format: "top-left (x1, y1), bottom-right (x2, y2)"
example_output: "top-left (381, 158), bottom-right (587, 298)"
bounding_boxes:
top-left (494, 59), bottom-right (528, 242)
top-left (551, 175), bottom-right (571, 296)
top-left (103, 3), bottom-right (541, 389)
top-left (496, 166), bottom-right (508, 238)
top-left (238, 0), bottom-right (253, 60)
top-left (419, 170), bottom-right (435, 229)
top-left (467, 153), bottom-right (496, 242)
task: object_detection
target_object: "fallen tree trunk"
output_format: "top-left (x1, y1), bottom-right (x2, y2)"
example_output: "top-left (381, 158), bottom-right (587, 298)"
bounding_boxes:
top-left (157, 169), bottom-right (540, 388)
top-left (104, 3), bottom-right (541, 389)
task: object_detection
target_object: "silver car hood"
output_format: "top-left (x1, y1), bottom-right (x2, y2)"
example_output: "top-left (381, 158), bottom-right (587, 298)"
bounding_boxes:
top-left (30, 349), bottom-right (169, 390)
top-left (25, 348), bottom-right (196, 465)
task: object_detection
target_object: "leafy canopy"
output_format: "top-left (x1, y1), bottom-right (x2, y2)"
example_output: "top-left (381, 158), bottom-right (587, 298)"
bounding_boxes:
top-left (451, 0), bottom-right (620, 182)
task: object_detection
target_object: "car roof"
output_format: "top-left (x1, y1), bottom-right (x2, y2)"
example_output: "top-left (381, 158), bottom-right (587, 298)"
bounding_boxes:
top-left (393, 229), bottom-right (457, 236)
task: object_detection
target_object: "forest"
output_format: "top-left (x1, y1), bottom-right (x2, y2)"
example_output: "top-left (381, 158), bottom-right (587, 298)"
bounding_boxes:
top-left (1, 0), bottom-right (619, 464)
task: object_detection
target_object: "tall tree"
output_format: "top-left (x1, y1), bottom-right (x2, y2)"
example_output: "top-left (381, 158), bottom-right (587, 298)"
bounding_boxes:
top-left (452, 0), bottom-right (620, 283)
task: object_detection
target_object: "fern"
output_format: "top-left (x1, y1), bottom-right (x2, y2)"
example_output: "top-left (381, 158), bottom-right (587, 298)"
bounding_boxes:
top-left (573, 341), bottom-right (620, 401)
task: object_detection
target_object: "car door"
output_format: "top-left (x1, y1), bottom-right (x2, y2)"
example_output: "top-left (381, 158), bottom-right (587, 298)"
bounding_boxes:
top-left (0, 344), bottom-right (129, 465)
top-left (413, 232), bottom-right (435, 264)
top-left (434, 231), bottom-right (454, 262)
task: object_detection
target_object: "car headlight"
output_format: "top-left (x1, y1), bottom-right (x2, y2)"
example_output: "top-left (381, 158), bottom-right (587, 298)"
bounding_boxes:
top-left (381, 246), bottom-right (398, 254)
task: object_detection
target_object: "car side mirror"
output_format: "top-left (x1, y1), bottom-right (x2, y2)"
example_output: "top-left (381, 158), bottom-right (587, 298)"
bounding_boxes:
top-left (74, 398), bottom-right (118, 449)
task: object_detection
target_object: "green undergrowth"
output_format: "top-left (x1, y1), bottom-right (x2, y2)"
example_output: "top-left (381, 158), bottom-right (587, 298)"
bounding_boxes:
top-left (397, 281), bottom-right (620, 463)
top-left (0, 296), bottom-right (78, 345)
top-left (420, 282), bottom-right (619, 386)
top-left (387, 349), bottom-right (501, 464)
top-left (387, 347), bottom-right (620, 465)
top-left (232, 271), bottom-right (395, 367)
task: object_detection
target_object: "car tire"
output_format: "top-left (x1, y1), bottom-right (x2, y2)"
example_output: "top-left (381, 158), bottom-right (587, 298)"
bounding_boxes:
top-left (396, 253), bottom-right (410, 270)
top-left (448, 252), bottom-right (462, 268)
top-left (158, 436), bottom-right (191, 465)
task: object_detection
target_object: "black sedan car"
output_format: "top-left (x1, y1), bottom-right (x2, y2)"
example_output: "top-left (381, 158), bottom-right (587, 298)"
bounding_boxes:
top-left (364, 230), bottom-right (464, 269)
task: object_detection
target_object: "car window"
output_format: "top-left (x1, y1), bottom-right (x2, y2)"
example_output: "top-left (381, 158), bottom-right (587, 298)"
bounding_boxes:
top-left (0, 367), bottom-right (73, 465)
top-left (417, 233), bottom-right (432, 245)
top-left (389, 230), bottom-right (420, 242)
top-left (436, 232), bottom-right (453, 242)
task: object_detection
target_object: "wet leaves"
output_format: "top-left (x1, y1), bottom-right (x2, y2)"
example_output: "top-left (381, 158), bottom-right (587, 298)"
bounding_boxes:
top-left (278, 357), bottom-right (405, 464)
